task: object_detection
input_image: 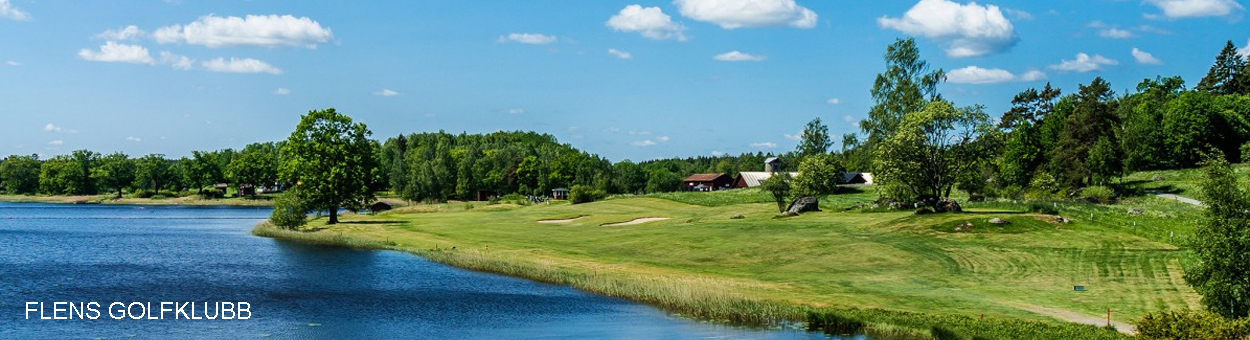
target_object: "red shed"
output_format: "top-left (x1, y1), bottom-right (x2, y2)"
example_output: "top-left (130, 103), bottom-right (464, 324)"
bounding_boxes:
top-left (683, 173), bottom-right (734, 192)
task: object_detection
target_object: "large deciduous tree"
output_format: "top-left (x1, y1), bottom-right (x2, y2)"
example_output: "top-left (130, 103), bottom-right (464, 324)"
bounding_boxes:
top-left (279, 108), bottom-right (378, 225)
top-left (0, 155), bottom-right (41, 194)
top-left (95, 152), bottom-right (135, 198)
top-left (795, 117), bottom-right (832, 159)
top-left (861, 38), bottom-right (946, 149)
top-left (134, 154), bottom-right (172, 194)
top-left (875, 100), bottom-right (992, 201)
top-left (791, 154), bottom-right (845, 199)
top-left (1050, 77), bottom-right (1117, 188)
top-left (1187, 154), bottom-right (1250, 318)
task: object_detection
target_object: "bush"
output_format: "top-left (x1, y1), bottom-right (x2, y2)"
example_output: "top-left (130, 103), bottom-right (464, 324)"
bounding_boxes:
top-left (1136, 309), bottom-right (1250, 339)
top-left (1028, 202), bottom-right (1060, 215)
top-left (269, 190), bottom-right (308, 230)
top-left (569, 185), bottom-right (605, 204)
top-left (1242, 142), bottom-right (1250, 163)
top-left (131, 190), bottom-right (156, 199)
top-left (1080, 186), bottom-right (1116, 204)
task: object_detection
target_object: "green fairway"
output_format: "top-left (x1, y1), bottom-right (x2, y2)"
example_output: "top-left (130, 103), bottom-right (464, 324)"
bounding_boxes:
top-left (255, 187), bottom-right (1204, 339)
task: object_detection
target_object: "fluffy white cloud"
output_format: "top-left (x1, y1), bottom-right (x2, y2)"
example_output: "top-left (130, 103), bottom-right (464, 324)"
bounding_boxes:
top-left (5, 60), bottom-right (18, 66)
top-left (826, 98), bottom-right (841, 105)
top-left (159, 51), bottom-right (194, 70)
top-left (750, 142), bottom-right (777, 148)
top-left (1100, 28), bottom-right (1133, 39)
top-left (946, 66), bottom-right (1047, 84)
top-left (154, 14), bottom-right (333, 48)
top-left (48, 140), bottom-right (63, 146)
top-left (96, 25), bottom-right (145, 41)
top-left (608, 48), bottom-right (633, 59)
top-left (631, 140), bottom-right (657, 147)
top-left (0, 0), bottom-right (29, 21)
top-left (1050, 53), bottom-right (1119, 73)
top-left (606, 5), bottom-right (688, 41)
top-left (126, 136), bottom-right (142, 142)
top-left (506, 108), bottom-right (525, 114)
top-left (43, 123), bottom-right (61, 132)
top-left (674, 0), bottom-right (817, 29)
top-left (374, 89), bottom-right (399, 97)
top-left (714, 51), bottom-right (766, 61)
top-left (273, 88), bottom-right (291, 95)
top-left (201, 57), bottom-right (282, 74)
top-left (711, 151), bottom-right (726, 156)
top-left (878, 0), bottom-right (1018, 57)
top-left (783, 133), bottom-right (802, 141)
top-left (1241, 39), bottom-right (1250, 58)
top-left (655, 136), bottom-right (671, 142)
top-left (1132, 47), bottom-right (1163, 65)
top-left (1145, 0), bottom-right (1244, 19)
top-left (78, 42), bottom-right (155, 65)
top-left (499, 33), bottom-right (557, 44)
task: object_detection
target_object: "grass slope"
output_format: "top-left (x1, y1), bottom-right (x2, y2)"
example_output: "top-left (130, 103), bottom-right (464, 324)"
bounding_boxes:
top-left (256, 186), bottom-right (1204, 339)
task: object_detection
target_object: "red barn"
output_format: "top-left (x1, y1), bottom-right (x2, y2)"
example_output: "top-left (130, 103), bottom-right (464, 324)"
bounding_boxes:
top-left (683, 173), bottom-right (734, 192)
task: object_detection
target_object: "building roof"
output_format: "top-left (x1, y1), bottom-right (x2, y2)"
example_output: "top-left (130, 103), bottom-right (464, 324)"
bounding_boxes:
top-left (765, 157), bottom-right (780, 163)
top-left (736, 171), bottom-right (799, 187)
top-left (684, 173), bottom-right (729, 182)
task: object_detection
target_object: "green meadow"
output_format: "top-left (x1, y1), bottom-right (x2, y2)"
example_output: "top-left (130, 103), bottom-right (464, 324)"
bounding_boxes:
top-left (255, 179), bottom-right (1208, 339)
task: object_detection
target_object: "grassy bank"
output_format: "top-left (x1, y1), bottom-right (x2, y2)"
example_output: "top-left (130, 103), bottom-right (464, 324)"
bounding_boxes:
top-left (250, 186), bottom-right (1203, 339)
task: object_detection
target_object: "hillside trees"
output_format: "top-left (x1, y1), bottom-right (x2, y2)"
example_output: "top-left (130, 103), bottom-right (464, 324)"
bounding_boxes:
top-left (875, 100), bottom-right (992, 200)
top-left (1187, 154), bottom-right (1250, 318)
top-left (134, 154), bottom-right (174, 193)
top-left (95, 152), bottom-right (135, 198)
top-left (1197, 40), bottom-right (1248, 95)
top-left (1051, 77), bottom-right (1118, 188)
top-left (796, 117), bottom-right (832, 159)
top-left (0, 155), bottom-right (40, 194)
top-left (862, 37), bottom-right (946, 151)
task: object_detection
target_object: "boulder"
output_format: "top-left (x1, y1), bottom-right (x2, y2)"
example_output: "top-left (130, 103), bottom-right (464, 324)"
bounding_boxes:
top-left (988, 217), bottom-right (1010, 225)
top-left (730, 213), bottom-right (745, 220)
top-left (786, 196), bottom-right (821, 215)
top-left (934, 198), bottom-right (962, 213)
top-left (1128, 209), bottom-right (1144, 216)
top-left (954, 222), bottom-right (975, 232)
top-left (1052, 216), bottom-right (1071, 224)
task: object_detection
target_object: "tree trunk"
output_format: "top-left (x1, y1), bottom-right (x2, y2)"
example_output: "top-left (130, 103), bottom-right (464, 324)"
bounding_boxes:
top-left (328, 208), bottom-right (339, 224)
top-left (116, 188), bottom-right (123, 199)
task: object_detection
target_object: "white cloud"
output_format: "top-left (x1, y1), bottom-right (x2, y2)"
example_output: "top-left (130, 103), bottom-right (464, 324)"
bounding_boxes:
top-left (48, 140), bottom-right (63, 146)
top-left (1144, 0), bottom-right (1244, 19)
top-left (632, 135), bottom-right (671, 147)
top-left (374, 89), bottom-right (399, 97)
top-left (499, 33), bottom-right (557, 45)
top-left (878, 0), bottom-right (1018, 57)
top-left (96, 25), bottom-right (145, 41)
top-left (606, 4), bottom-right (688, 41)
top-left (750, 142), bottom-right (777, 148)
top-left (631, 140), bottom-right (658, 147)
top-left (154, 14), bottom-right (333, 48)
top-left (78, 41), bottom-right (155, 65)
top-left (0, 0), bottom-right (29, 21)
top-left (201, 57), bottom-right (282, 74)
top-left (506, 108), bottom-right (525, 114)
top-left (783, 133), bottom-right (802, 141)
top-left (125, 136), bottom-right (142, 142)
top-left (826, 98), bottom-right (841, 105)
top-left (1003, 8), bottom-right (1033, 20)
top-left (674, 0), bottom-right (817, 29)
top-left (43, 123), bottom-right (61, 132)
top-left (655, 136), bottom-right (671, 142)
top-left (711, 151), bottom-right (726, 156)
top-left (629, 130), bottom-right (652, 135)
top-left (714, 51), bottom-right (766, 61)
top-left (1132, 47), bottom-right (1163, 65)
top-left (159, 51), bottom-right (194, 70)
top-left (1050, 53), bottom-right (1119, 73)
top-left (608, 48), bottom-right (633, 59)
top-left (4, 60), bottom-right (17, 66)
top-left (1100, 28), bottom-right (1133, 39)
top-left (946, 66), bottom-right (1047, 84)
top-left (273, 88), bottom-right (291, 95)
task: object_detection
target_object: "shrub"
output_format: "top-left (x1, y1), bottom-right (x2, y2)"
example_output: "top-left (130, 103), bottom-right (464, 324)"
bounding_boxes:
top-left (1028, 202), bottom-right (1060, 215)
top-left (1136, 309), bottom-right (1250, 339)
top-left (269, 190), bottom-right (308, 230)
top-left (1080, 186), bottom-right (1116, 204)
top-left (131, 190), bottom-right (155, 199)
top-left (569, 185), bottom-right (605, 204)
top-left (1242, 142), bottom-right (1250, 163)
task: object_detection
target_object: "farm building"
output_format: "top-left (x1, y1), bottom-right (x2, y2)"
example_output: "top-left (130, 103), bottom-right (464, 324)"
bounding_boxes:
top-left (682, 173), bottom-right (735, 191)
top-left (733, 171), bottom-right (800, 188)
top-left (841, 172), bottom-right (874, 185)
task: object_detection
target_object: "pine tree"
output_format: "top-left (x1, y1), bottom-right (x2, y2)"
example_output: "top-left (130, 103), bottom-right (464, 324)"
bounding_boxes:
top-left (1197, 40), bottom-right (1248, 95)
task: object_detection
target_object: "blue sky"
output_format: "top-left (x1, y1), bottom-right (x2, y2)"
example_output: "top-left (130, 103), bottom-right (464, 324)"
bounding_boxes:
top-left (2, 0), bottom-right (1247, 162)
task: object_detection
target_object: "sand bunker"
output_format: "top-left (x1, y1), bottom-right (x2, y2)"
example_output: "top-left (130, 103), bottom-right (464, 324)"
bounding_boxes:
top-left (537, 216), bottom-right (586, 224)
top-left (601, 217), bottom-right (671, 226)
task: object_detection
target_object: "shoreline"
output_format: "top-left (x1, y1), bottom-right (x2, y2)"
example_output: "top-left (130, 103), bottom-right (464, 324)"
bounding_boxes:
top-left (0, 194), bottom-right (275, 207)
top-left (251, 221), bottom-right (1132, 340)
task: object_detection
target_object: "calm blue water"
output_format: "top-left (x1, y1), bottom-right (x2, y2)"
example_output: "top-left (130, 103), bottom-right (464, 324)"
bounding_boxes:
top-left (0, 202), bottom-right (860, 339)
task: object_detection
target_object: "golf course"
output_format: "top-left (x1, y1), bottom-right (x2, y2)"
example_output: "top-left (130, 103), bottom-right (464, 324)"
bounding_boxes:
top-left (254, 170), bottom-right (1211, 340)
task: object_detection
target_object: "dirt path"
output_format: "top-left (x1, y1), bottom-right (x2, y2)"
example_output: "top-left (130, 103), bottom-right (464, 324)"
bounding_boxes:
top-left (1021, 305), bottom-right (1134, 334)
top-left (1150, 192), bottom-right (1204, 207)
top-left (601, 217), bottom-right (670, 226)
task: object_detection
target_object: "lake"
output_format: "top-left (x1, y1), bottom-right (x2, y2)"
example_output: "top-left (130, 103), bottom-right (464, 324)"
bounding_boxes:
top-left (0, 203), bottom-right (860, 339)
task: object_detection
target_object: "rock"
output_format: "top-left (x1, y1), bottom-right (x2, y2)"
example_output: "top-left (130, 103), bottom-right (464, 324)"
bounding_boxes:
top-left (934, 198), bottom-right (962, 213)
top-left (1052, 216), bottom-right (1071, 224)
top-left (1128, 209), bottom-right (1144, 216)
top-left (730, 213), bottom-right (745, 220)
top-left (954, 222), bottom-right (975, 232)
top-left (786, 196), bottom-right (821, 215)
top-left (988, 217), bottom-right (1010, 225)
top-left (914, 208), bottom-right (934, 215)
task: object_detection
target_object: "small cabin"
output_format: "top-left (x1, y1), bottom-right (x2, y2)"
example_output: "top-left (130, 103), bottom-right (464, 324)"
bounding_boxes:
top-left (683, 173), bottom-right (734, 192)
top-left (552, 188), bottom-right (570, 200)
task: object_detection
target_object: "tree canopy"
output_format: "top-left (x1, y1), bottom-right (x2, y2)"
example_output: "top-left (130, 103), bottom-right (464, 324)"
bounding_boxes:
top-left (279, 108), bottom-right (379, 225)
